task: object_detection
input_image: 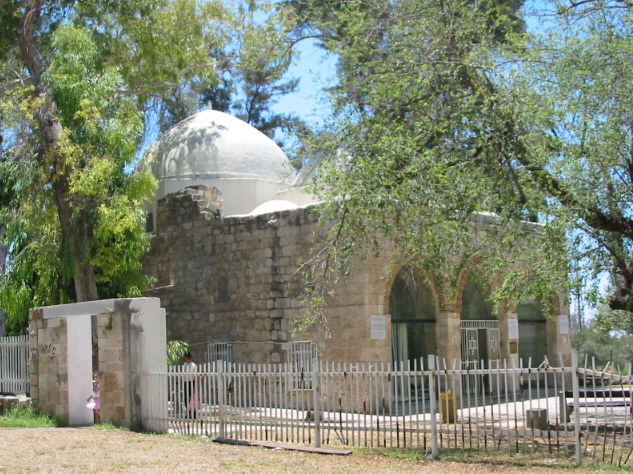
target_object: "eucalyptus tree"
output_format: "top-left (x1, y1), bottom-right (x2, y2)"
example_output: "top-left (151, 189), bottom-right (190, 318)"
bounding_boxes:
top-left (0, 0), bottom-right (224, 331)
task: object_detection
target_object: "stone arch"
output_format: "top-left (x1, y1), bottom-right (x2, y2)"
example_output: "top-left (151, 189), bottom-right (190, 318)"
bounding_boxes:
top-left (454, 252), bottom-right (487, 312)
top-left (386, 264), bottom-right (439, 362)
top-left (510, 291), bottom-right (567, 365)
top-left (456, 255), bottom-right (502, 363)
top-left (381, 258), bottom-right (442, 315)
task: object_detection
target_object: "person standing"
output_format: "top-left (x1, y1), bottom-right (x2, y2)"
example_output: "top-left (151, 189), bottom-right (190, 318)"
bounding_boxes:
top-left (182, 352), bottom-right (198, 419)
top-left (86, 375), bottom-right (101, 424)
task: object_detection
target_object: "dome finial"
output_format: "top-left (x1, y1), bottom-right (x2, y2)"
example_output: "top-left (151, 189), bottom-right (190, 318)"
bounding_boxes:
top-left (207, 100), bottom-right (213, 111)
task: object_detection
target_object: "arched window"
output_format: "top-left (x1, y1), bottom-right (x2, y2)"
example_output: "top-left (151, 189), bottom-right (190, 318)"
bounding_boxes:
top-left (461, 279), bottom-right (494, 320)
top-left (389, 267), bottom-right (436, 362)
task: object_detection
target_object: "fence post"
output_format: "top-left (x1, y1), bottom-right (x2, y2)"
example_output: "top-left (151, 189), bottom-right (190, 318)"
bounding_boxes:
top-left (218, 361), bottom-right (226, 438)
top-left (571, 351), bottom-right (582, 465)
top-left (312, 357), bottom-right (321, 448)
top-left (428, 355), bottom-right (439, 459)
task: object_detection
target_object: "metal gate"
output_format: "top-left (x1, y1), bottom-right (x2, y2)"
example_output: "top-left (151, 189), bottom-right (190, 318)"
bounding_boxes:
top-left (460, 320), bottom-right (500, 395)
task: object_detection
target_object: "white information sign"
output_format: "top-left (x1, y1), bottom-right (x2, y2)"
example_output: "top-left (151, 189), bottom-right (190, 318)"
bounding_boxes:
top-left (559, 316), bottom-right (569, 335)
top-left (370, 315), bottom-right (386, 340)
top-left (508, 318), bottom-right (519, 340)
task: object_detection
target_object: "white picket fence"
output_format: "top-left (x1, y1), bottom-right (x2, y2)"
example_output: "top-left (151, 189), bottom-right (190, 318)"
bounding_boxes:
top-left (0, 335), bottom-right (29, 395)
top-left (140, 354), bottom-right (633, 465)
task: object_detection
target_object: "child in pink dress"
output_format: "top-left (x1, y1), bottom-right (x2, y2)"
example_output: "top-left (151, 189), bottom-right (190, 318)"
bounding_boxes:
top-left (86, 375), bottom-right (101, 424)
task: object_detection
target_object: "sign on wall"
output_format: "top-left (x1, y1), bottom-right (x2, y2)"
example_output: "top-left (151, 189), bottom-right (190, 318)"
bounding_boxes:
top-left (559, 315), bottom-right (569, 335)
top-left (507, 318), bottom-right (519, 340)
top-left (370, 315), bottom-right (386, 340)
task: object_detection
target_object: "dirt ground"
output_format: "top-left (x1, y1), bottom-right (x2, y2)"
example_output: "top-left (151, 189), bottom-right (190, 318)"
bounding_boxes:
top-left (0, 427), bottom-right (601, 473)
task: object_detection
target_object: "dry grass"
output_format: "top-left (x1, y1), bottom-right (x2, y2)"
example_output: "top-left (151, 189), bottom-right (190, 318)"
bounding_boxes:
top-left (0, 427), bottom-right (603, 473)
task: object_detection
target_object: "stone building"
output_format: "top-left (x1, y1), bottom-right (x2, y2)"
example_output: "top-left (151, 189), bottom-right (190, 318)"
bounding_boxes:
top-left (142, 109), bottom-right (572, 368)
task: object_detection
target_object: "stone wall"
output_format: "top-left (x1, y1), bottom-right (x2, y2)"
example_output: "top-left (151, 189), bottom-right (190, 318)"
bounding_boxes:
top-left (144, 187), bottom-right (393, 364)
top-left (144, 186), bottom-right (572, 366)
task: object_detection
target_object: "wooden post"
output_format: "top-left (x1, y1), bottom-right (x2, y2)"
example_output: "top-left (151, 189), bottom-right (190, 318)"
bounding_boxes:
top-left (429, 355), bottom-right (439, 459)
top-left (572, 351), bottom-right (582, 465)
top-left (218, 361), bottom-right (226, 438)
top-left (312, 357), bottom-right (321, 448)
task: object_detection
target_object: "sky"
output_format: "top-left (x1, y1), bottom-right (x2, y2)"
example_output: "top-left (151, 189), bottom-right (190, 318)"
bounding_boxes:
top-left (269, 38), bottom-right (337, 128)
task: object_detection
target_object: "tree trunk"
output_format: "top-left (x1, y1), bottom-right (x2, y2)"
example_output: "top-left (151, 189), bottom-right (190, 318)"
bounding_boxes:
top-left (17, 0), bottom-right (99, 302)
top-left (0, 225), bottom-right (6, 275)
top-left (53, 177), bottom-right (99, 302)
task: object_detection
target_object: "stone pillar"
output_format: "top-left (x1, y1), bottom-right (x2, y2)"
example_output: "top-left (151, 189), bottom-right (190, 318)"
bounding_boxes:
top-left (28, 308), bottom-right (72, 425)
top-left (97, 310), bottom-right (127, 425)
top-left (436, 311), bottom-right (461, 363)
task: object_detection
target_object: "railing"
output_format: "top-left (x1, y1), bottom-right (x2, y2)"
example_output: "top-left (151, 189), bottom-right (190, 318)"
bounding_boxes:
top-left (460, 320), bottom-right (499, 329)
top-left (206, 342), bottom-right (233, 363)
top-left (141, 354), bottom-right (633, 466)
top-left (0, 335), bottom-right (30, 395)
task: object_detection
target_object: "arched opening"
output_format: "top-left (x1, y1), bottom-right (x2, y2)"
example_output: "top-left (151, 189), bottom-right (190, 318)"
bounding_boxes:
top-left (517, 302), bottom-right (548, 365)
top-left (460, 278), bottom-right (499, 364)
top-left (389, 267), bottom-right (436, 362)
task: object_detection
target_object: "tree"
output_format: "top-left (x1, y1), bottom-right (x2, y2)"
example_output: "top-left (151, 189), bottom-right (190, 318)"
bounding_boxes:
top-left (159, 1), bottom-right (306, 152)
top-left (291, 0), bottom-right (633, 326)
top-left (0, 1), bottom-right (223, 331)
top-left (518, 1), bottom-right (633, 316)
top-left (288, 0), bottom-right (563, 323)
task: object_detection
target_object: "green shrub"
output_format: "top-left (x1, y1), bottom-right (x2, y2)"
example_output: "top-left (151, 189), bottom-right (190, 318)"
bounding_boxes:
top-left (0, 404), bottom-right (61, 428)
top-left (167, 340), bottom-right (190, 366)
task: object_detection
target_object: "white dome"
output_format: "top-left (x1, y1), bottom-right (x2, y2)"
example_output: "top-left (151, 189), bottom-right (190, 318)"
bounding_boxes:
top-left (250, 200), bottom-right (299, 215)
top-left (147, 109), bottom-right (299, 216)
top-left (155, 109), bottom-right (292, 183)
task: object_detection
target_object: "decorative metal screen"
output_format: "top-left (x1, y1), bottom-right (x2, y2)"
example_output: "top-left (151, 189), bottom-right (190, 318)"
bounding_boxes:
top-left (486, 328), bottom-right (501, 360)
top-left (206, 342), bottom-right (233, 363)
top-left (460, 320), bottom-right (501, 362)
top-left (289, 341), bottom-right (316, 389)
top-left (461, 328), bottom-right (480, 364)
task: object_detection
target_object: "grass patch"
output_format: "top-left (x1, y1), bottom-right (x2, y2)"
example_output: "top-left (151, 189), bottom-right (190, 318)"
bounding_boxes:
top-left (0, 405), bottom-right (61, 428)
top-left (355, 446), bottom-right (630, 471)
top-left (355, 447), bottom-right (428, 462)
top-left (90, 421), bottom-right (129, 431)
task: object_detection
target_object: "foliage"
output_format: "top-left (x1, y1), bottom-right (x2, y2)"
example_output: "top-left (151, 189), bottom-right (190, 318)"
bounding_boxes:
top-left (0, 404), bottom-right (61, 428)
top-left (167, 340), bottom-right (190, 366)
top-left (290, 0), bottom-right (566, 330)
top-left (512, 2), bottom-right (633, 316)
top-left (574, 321), bottom-right (633, 370)
top-left (0, 1), bottom-right (224, 332)
top-left (289, 0), bottom-right (633, 329)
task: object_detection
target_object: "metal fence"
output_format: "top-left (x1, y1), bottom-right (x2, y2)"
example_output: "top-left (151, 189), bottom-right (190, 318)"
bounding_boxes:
top-left (140, 354), bottom-right (633, 466)
top-left (0, 335), bottom-right (29, 395)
